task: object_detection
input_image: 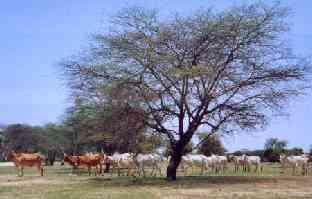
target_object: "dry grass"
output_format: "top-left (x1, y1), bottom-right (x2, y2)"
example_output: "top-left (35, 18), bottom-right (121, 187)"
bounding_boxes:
top-left (0, 164), bottom-right (312, 199)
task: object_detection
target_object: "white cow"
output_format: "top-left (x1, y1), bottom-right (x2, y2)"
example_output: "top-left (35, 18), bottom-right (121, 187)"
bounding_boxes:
top-left (232, 155), bottom-right (247, 173)
top-left (280, 154), bottom-right (309, 175)
top-left (244, 155), bottom-right (262, 173)
top-left (109, 153), bottom-right (136, 176)
top-left (135, 153), bottom-right (164, 177)
top-left (180, 154), bottom-right (209, 175)
top-left (211, 155), bottom-right (228, 173)
top-left (205, 156), bottom-right (217, 172)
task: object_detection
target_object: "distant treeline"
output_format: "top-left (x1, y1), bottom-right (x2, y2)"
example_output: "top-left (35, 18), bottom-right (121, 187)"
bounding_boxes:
top-left (1, 124), bottom-right (311, 164)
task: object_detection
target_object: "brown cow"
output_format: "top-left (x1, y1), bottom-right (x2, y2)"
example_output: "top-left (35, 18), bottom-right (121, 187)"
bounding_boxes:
top-left (7, 151), bottom-right (44, 177)
top-left (64, 153), bottom-right (105, 176)
top-left (63, 154), bottom-right (79, 167)
top-left (77, 153), bottom-right (104, 176)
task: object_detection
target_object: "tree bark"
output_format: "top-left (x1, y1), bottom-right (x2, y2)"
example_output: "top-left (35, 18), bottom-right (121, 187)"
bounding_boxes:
top-left (166, 147), bottom-right (183, 181)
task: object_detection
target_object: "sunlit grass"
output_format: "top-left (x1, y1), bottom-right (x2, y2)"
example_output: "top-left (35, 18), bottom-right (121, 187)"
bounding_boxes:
top-left (0, 163), bottom-right (311, 199)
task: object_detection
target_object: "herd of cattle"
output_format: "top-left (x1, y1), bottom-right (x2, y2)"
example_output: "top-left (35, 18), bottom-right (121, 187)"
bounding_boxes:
top-left (4, 151), bottom-right (311, 177)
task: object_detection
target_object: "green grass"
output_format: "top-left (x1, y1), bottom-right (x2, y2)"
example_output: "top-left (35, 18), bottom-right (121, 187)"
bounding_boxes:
top-left (0, 164), bottom-right (311, 199)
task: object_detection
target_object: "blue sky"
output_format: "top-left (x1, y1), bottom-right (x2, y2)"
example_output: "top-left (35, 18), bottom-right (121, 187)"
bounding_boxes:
top-left (0, 0), bottom-right (311, 151)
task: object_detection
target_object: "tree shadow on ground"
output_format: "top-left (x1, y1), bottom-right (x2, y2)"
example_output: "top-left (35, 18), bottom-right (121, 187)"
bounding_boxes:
top-left (86, 175), bottom-right (293, 188)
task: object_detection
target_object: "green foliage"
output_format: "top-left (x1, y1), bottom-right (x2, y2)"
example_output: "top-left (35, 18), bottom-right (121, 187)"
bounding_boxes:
top-left (198, 134), bottom-right (226, 156)
top-left (3, 124), bottom-right (43, 153)
top-left (61, 2), bottom-right (309, 180)
top-left (264, 138), bottom-right (288, 153)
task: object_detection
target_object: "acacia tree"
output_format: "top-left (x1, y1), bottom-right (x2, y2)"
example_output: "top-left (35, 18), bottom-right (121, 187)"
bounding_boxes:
top-left (62, 2), bottom-right (309, 180)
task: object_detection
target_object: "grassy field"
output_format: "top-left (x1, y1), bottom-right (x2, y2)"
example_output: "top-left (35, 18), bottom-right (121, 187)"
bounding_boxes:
top-left (0, 164), bottom-right (312, 199)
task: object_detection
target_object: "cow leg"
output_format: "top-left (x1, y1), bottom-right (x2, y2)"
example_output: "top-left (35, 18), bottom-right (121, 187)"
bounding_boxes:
top-left (183, 166), bottom-right (187, 176)
top-left (111, 165), bottom-right (114, 176)
top-left (37, 164), bottom-right (43, 176)
top-left (156, 165), bottom-right (162, 177)
top-left (137, 166), bottom-right (141, 176)
top-left (95, 166), bottom-right (98, 176)
top-left (16, 166), bottom-right (21, 177)
top-left (99, 164), bottom-right (103, 175)
top-left (184, 166), bottom-right (188, 176)
top-left (41, 166), bottom-right (44, 176)
top-left (88, 167), bottom-right (91, 176)
top-left (143, 167), bottom-right (146, 177)
top-left (156, 165), bottom-right (161, 177)
top-left (200, 162), bottom-right (204, 175)
top-left (21, 167), bottom-right (24, 177)
top-left (151, 165), bottom-right (155, 177)
top-left (117, 167), bottom-right (121, 176)
top-left (127, 168), bottom-right (131, 176)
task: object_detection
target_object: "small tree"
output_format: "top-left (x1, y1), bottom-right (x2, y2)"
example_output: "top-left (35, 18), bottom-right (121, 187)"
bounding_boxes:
top-left (263, 138), bottom-right (288, 162)
top-left (62, 2), bottom-right (310, 180)
top-left (264, 138), bottom-right (288, 153)
top-left (3, 124), bottom-right (42, 153)
top-left (198, 134), bottom-right (226, 156)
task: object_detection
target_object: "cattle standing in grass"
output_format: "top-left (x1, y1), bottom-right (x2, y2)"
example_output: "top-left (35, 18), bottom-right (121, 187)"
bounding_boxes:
top-left (63, 154), bottom-right (79, 167)
top-left (210, 155), bottom-right (228, 174)
top-left (135, 153), bottom-right (164, 177)
top-left (63, 154), bottom-right (79, 174)
top-left (109, 153), bottom-right (137, 176)
top-left (7, 151), bottom-right (44, 177)
top-left (76, 153), bottom-right (104, 176)
top-left (63, 153), bottom-right (104, 176)
top-left (232, 155), bottom-right (247, 173)
top-left (244, 155), bottom-right (263, 173)
top-left (180, 154), bottom-right (209, 175)
top-left (280, 154), bottom-right (309, 175)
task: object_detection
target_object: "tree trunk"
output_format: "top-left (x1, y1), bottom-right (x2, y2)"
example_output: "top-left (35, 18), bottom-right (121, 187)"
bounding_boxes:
top-left (47, 150), bottom-right (56, 166)
top-left (166, 148), bottom-right (183, 181)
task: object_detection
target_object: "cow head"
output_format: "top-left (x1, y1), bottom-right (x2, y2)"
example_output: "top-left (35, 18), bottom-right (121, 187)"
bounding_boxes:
top-left (279, 154), bottom-right (287, 162)
top-left (6, 151), bottom-right (17, 161)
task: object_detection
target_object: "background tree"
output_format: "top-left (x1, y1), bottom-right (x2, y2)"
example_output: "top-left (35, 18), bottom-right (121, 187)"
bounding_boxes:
top-left (0, 130), bottom-right (5, 161)
top-left (37, 123), bottom-right (72, 165)
top-left (3, 124), bottom-right (42, 153)
top-left (263, 138), bottom-right (288, 162)
top-left (62, 91), bottom-right (164, 155)
top-left (198, 134), bottom-right (226, 156)
top-left (61, 2), bottom-right (310, 180)
top-left (264, 138), bottom-right (288, 153)
top-left (287, 147), bottom-right (303, 156)
top-left (309, 145), bottom-right (312, 162)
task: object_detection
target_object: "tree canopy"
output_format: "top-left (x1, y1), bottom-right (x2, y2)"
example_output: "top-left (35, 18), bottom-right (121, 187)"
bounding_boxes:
top-left (61, 2), bottom-right (310, 180)
top-left (264, 137), bottom-right (288, 153)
